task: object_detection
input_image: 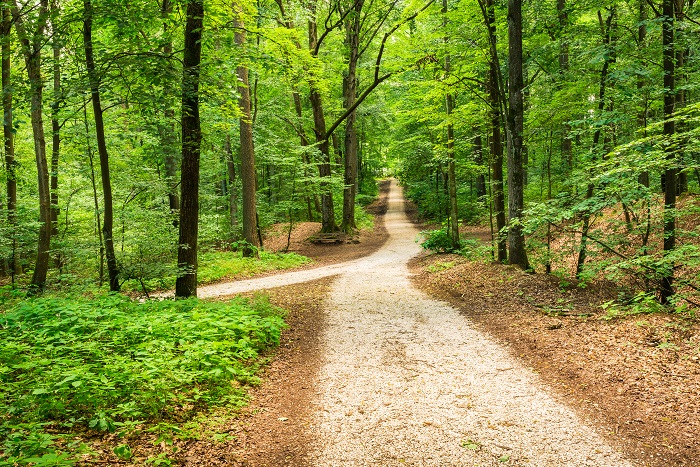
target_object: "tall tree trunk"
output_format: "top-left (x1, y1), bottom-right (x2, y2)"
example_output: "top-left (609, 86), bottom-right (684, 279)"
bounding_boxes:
top-left (2, 5), bottom-right (18, 278)
top-left (674, 0), bottom-right (688, 194)
top-left (11, 0), bottom-right (51, 292)
top-left (273, 0), bottom-right (320, 222)
top-left (161, 0), bottom-right (180, 218)
top-left (308, 18), bottom-right (337, 233)
top-left (84, 0), bottom-right (119, 291)
top-left (443, 0), bottom-right (460, 249)
top-left (292, 91), bottom-right (320, 220)
top-left (234, 8), bottom-right (260, 257)
top-left (83, 99), bottom-right (105, 284)
top-left (506, 0), bottom-right (529, 269)
top-left (660, 0), bottom-right (676, 303)
top-left (175, 0), bottom-right (203, 297)
top-left (484, 0), bottom-right (507, 262)
top-left (341, 0), bottom-right (363, 233)
top-left (50, 4), bottom-right (64, 273)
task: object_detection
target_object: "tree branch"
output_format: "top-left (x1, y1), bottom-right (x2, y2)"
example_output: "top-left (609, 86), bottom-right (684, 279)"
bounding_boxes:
top-left (323, 0), bottom-right (435, 140)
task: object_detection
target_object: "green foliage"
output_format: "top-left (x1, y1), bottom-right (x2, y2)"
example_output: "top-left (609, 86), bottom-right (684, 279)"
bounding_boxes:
top-left (419, 228), bottom-right (489, 261)
top-left (0, 294), bottom-right (285, 463)
top-left (419, 227), bottom-right (460, 253)
top-left (426, 261), bottom-right (455, 273)
top-left (600, 292), bottom-right (668, 321)
top-left (121, 250), bottom-right (311, 293)
top-left (196, 250), bottom-right (310, 284)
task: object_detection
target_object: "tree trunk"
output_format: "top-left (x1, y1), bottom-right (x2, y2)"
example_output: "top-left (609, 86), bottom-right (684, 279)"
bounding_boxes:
top-left (674, 0), bottom-right (687, 194)
top-left (637, 0), bottom-right (649, 187)
top-left (506, 0), bottom-right (529, 270)
top-left (11, 0), bottom-right (51, 292)
top-left (557, 0), bottom-right (572, 169)
top-left (308, 18), bottom-right (337, 233)
top-left (2, 5), bottom-right (19, 278)
top-left (660, 0), bottom-right (676, 303)
top-left (234, 9), bottom-right (260, 257)
top-left (341, 0), bottom-right (363, 233)
top-left (485, 0), bottom-right (507, 262)
top-left (273, 0), bottom-right (321, 222)
top-left (84, 0), bottom-right (119, 291)
top-left (292, 91), bottom-right (320, 220)
top-left (83, 98), bottom-right (105, 284)
top-left (443, 0), bottom-right (459, 249)
top-left (175, 0), bottom-right (203, 298)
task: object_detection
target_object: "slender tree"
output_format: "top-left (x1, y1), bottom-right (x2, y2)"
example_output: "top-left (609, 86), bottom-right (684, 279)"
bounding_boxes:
top-left (307, 13), bottom-right (337, 233)
top-left (84, 0), bottom-right (119, 291)
top-left (2, 4), bottom-right (18, 278)
top-left (11, 0), bottom-right (51, 292)
top-left (234, 5), bottom-right (260, 257)
top-left (557, 0), bottom-right (572, 169)
top-left (660, 0), bottom-right (676, 302)
top-left (175, 0), bottom-right (204, 297)
top-left (481, 0), bottom-right (507, 262)
top-left (49, 0), bottom-right (61, 242)
top-left (575, 8), bottom-right (616, 277)
top-left (442, 0), bottom-right (459, 249)
top-left (161, 0), bottom-right (180, 218)
top-left (506, 0), bottom-right (528, 269)
top-left (341, 0), bottom-right (363, 233)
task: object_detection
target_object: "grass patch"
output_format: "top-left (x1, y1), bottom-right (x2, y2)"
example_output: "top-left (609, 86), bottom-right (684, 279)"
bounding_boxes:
top-left (0, 293), bottom-right (285, 464)
top-left (122, 250), bottom-right (311, 293)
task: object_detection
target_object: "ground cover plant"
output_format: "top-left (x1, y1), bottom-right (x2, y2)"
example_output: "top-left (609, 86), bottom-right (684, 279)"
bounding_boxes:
top-left (0, 292), bottom-right (285, 465)
top-left (121, 250), bottom-right (312, 295)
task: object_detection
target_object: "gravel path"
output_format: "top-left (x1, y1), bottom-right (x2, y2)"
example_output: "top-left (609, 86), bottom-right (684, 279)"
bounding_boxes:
top-left (307, 180), bottom-right (634, 466)
top-left (201, 180), bottom-right (634, 466)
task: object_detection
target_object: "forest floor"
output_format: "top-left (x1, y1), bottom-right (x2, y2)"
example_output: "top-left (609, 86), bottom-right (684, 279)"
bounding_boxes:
top-left (89, 180), bottom-right (698, 466)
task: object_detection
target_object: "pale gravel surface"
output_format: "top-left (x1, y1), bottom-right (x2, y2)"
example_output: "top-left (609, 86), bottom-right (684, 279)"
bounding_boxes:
top-left (199, 180), bottom-right (635, 466)
top-left (307, 180), bottom-right (634, 466)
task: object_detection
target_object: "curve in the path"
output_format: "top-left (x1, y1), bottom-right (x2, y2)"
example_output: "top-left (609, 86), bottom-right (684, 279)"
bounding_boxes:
top-left (307, 180), bottom-right (634, 466)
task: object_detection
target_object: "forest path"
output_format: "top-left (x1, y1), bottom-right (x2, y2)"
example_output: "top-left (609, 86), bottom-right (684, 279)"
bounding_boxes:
top-left (304, 180), bottom-right (633, 466)
top-left (204, 180), bottom-right (634, 466)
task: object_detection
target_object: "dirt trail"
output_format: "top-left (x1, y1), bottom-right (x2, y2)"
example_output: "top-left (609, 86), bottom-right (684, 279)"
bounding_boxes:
top-left (208, 181), bottom-right (635, 466)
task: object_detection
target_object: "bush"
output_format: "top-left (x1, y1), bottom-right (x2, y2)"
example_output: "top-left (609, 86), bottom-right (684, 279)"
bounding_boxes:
top-left (419, 228), bottom-right (460, 253)
top-left (419, 229), bottom-right (490, 260)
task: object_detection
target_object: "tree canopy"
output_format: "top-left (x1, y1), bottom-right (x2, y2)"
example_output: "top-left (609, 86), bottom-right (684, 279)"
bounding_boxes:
top-left (0, 0), bottom-right (699, 305)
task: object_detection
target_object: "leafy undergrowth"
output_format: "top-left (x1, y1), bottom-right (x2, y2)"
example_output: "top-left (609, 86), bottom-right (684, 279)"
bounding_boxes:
top-left (122, 250), bottom-right (311, 294)
top-left (0, 293), bottom-right (286, 465)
